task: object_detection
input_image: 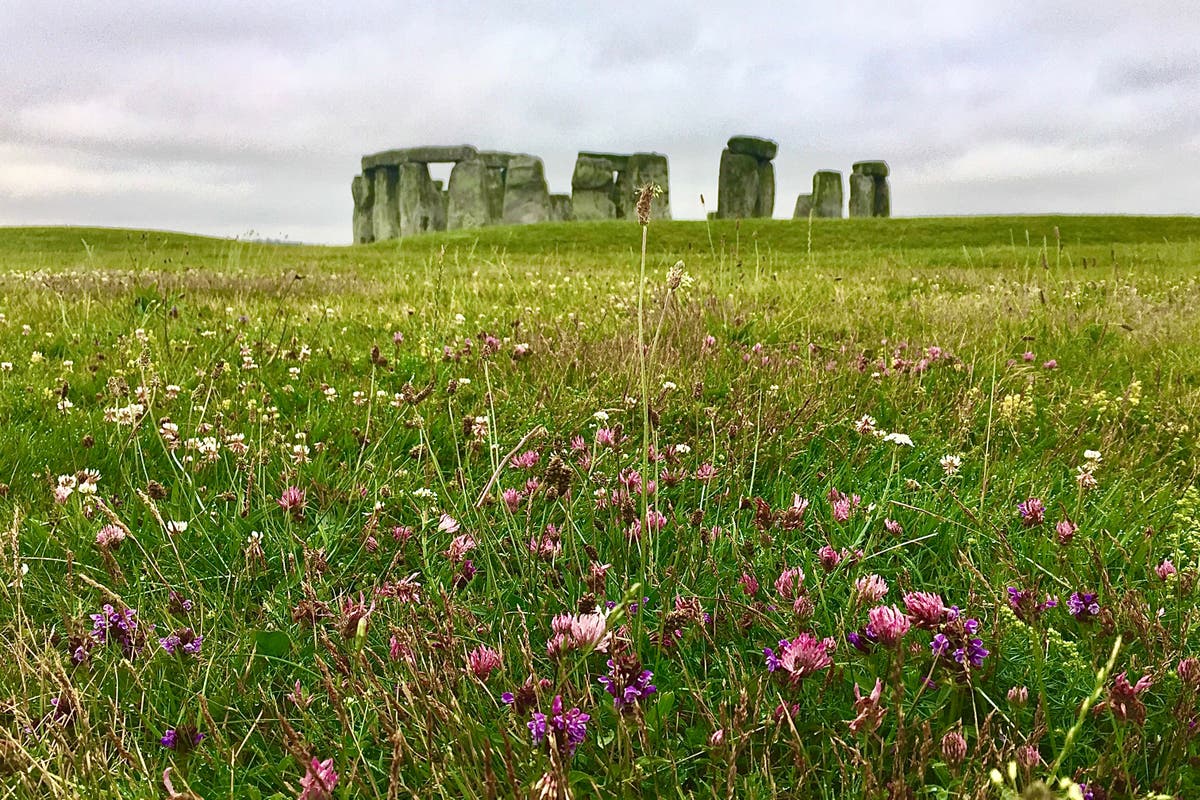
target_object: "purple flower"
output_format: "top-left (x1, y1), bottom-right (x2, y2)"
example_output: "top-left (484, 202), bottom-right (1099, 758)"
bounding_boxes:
top-left (1067, 591), bottom-right (1101, 622)
top-left (159, 627), bottom-right (203, 656)
top-left (598, 656), bottom-right (656, 711)
top-left (89, 604), bottom-right (149, 658)
top-left (160, 726), bottom-right (204, 751)
top-left (1006, 587), bottom-right (1059, 623)
top-left (529, 695), bottom-right (589, 755)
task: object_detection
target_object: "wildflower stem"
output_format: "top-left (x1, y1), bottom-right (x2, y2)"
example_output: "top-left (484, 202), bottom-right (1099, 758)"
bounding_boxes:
top-left (1047, 634), bottom-right (1122, 780)
top-left (637, 221), bottom-right (651, 601)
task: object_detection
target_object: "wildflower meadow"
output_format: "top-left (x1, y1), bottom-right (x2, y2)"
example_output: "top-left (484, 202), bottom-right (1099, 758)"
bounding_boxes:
top-left (3, 211), bottom-right (1200, 798)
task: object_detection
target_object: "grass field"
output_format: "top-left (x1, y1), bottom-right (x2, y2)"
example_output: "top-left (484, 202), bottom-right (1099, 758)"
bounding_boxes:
top-left (2, 214), bottom-right (1200, 799)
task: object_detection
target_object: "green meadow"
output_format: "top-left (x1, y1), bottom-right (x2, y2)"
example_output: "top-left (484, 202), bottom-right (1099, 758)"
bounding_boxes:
top-left (2, 215), bottom-right (1200, 798)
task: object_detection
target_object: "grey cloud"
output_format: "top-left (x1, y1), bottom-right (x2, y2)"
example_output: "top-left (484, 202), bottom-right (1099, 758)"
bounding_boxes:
top-left (1, 1), bottom-right (1198, 243)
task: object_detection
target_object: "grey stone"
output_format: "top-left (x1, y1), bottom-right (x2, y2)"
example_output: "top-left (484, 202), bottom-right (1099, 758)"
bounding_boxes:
top-left (755, 161), bottom-right (775, 218)
top-left (613, 166), bottom-right (636, 220)
top-left (812, 170), bottom-right (843, 219)
top-left (793, 194), bottom-right (813, 219)
top-left (502, 155), bottom-right (550, 225)
top-left (549, 194), bottom-right (573, 222)
top-left (398, 162), bottom-right (446, 236)
top-left (447, 159), bottom-right (492, 230)
top-left (362, 145), bottom-right (478, 170)
top-left (727, 135), bottom-right (778, 162)
top-left (578, 152), bottom-right (630, 171)
top-left (626, 152), bottom-right (671, 220)
top-left (486, 167), bottom-right (506, 223)
top-left (351, 174), bottom-right (374, 244)
top-left (852, 160), bottom-right (890, 178)
top-left (872, 178), bottom-right (890, 218)
top-left (479, 151), bottom-right (516, 169)
top-left (372, 166), bottom-right (401, 241)
top-left (717, 149), bottom-right (760, 219)
top-left (571, 188), bottom-right (616, 221)
top-left (848, 174), bottom-right (875, 218)
top-left (572, 155), bottom-right (618, 191)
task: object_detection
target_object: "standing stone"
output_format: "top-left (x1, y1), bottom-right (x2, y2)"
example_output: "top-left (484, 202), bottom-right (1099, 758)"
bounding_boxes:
top-left (571, 189), bottom-right (615, 221)
top-left (848, 174), bottom-right (875, 218)
top-left (612, 166), bottom-right (636, 220)
top-left (755, 161), bottom-right (775, 218)
top-left (851, 160), bottom-right (889, 178)
top-left (717, 149), bottom-right (760, 219)
top-left (626, 153), bottom-right (671, 220)
top-left (571, 155), bottom-right (618, 221)
top-left (793, 194), bottom-right (813, 219)
top-left (398, 162), bottom-right (445, 236)
top-left (372, 166), bottom-right (401, 241)
top-left (351, 174), bottom-right (374, 244)
top-left (727, 135), bottom-right (778, 162)
top-left (852, 161), bottom-right (891, 218)
top-left (502, 155), bottom-right (551, 225)
top-left (812, 171), bottom-right (843, 219)
top-left (447, 158), bottom-right (492, 230)
top-left (549, 194), bottom-right (573, 222)
top-left (872, 178), bottom-right (890, 218)
top-left (486, 167), bottom-right (506, 223)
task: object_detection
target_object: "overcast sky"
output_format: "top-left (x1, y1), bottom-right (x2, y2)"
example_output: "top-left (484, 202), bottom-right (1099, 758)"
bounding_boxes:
top-left (1, 1), bottom-right (1197, 244)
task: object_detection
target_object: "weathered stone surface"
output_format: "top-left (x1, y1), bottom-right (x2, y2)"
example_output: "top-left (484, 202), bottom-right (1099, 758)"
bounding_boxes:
top-left (717, 149), bottom-right (760, 219)
top-left (398, 162), bottom-right (445, 236)
top-left (447, 158), bottom-right (492, 230)
top-left (571, 188), bottom-right (616, 221)
top-left (848, 174), bottom-right (875, 218)
top-left (351, 174), bottom-right (374, 244)
top-left (502, 155), bottom-right (550, 225)
top-left (362, 145), bottom-right (478, 170)
top-left (852, 160), bottom-right (890, 178)
top-left (572, 155), bottom-right (617, 190)
top-left (578, 152), bottom-right (630, 171)
top-left (372, 167), bottom-right (401, 241)
top-left (625, 152), bottom-right (671, 220)
top-left (486, 167), bottom-right (506, 222)
top-left (479, 151), bottom-right (516, 169)
top-left (613, 167), bottom-right (635, 220)
top-left (755, 161), bottom-right (775, 218)
top-left (549, 194), bottom-right (573, 222)
top-left (812, 170), bottom-right (843, 219)
top-left (727, 135), bottom-right (778, 162)
top-left (872, 178), bottom-right (890, 218)
top-left (793, 194), bottom-right (813, 219)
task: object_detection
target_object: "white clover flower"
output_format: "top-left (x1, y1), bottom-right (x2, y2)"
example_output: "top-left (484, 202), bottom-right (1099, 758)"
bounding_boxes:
top-left (883, 432), bottom-right (914, 447)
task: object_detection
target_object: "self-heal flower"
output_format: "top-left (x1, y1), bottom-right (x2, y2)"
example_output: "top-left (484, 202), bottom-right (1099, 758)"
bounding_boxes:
top-left (598, 655), bottom-right (656, 712)
top-left (528, 695), bottom-right (589, 755)
top-left (159, 627), bottom-right (202, 656)
top-left (1067, 591), bottom-right (1101, 622)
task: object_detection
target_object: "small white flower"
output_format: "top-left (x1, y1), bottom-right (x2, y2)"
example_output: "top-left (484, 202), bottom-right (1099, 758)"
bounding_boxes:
top-left (882, 432), bottom-right (914, 447)
top-left (940, 454), bottom-right (963, 475)
top-left (1083, 449), bottom-right (1102, 463)
top-left (593, 410), bottom-right (609, 422)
